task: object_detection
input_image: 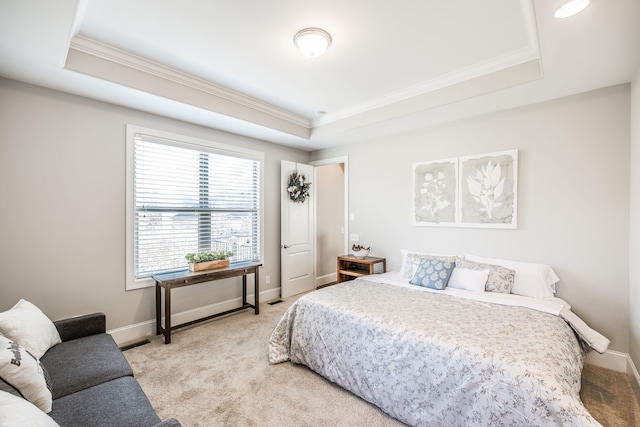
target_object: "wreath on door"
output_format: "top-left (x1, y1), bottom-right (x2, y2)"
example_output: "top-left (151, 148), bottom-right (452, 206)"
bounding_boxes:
top-left (287, 171), bottom-right (311, 203)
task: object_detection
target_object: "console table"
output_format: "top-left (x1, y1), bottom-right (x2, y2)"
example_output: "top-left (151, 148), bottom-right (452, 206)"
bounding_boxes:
top-left (153, 261), bottom-right (262, 344)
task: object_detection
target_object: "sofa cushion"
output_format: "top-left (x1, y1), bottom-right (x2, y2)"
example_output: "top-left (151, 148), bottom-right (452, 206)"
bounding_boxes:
top-left (40, 333), bottom-right (133, 399)
top-left (49, 376), bottom-right (161, 427)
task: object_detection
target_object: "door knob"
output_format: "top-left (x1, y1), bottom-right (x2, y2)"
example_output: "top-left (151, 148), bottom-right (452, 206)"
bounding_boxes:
top-left (282, 245), bottom-right (291, 249)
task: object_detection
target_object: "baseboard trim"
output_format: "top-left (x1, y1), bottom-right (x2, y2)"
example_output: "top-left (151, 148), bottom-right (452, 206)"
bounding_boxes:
top-left (585, 349), bottom-right (640, 401)
top-left (585, 349), bottom-right (628, 371)
top-left (627, 354), bottom-right (640, 403)
top-left (316, 273), bottom-right (337, 288)
top-left (108, 287), bottom-right (281, 346)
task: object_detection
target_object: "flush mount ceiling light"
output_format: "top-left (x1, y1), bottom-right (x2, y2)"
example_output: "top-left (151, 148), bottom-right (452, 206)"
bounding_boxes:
top-left (294, 28), bottom-right (332, 58)
top-left (554, 0), bottom-right (590, 18)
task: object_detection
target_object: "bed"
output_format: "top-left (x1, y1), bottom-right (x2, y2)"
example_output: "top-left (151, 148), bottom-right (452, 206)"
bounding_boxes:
top-left (269, 263), bottom-right (609, 426)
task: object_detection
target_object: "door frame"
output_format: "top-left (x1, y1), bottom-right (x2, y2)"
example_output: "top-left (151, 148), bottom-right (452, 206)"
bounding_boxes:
top-left (310, 156), bottom-right (349, 284)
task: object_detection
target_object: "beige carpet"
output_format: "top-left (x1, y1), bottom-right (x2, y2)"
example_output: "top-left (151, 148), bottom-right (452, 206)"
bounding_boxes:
top-left (123, 295), bottom-right (639, 426)
top-left (581, 364), bottom-right (640, 427)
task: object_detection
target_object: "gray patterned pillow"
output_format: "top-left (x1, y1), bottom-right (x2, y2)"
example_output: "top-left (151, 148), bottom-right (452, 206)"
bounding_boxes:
top-left (455, 258), bottom-right (515, 294)
top-left (400, 252), bottom-right (457, 279)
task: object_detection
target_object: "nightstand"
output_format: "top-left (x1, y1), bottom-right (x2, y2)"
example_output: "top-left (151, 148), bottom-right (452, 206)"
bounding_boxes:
top-left (337, 255), bottom-right (386, 283)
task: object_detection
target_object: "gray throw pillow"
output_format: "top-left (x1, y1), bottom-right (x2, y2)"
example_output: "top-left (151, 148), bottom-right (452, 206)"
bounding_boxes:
top-left (455, 258), bottom-right (515, 294)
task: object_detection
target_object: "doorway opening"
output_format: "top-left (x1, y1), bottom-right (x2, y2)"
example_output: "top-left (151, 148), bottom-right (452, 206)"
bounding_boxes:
top-left (312, 156), bottom-right (348, 288)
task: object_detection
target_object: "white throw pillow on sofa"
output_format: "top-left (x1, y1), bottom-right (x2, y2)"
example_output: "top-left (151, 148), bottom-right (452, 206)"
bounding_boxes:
top-left (0, 300), bottom-right (61, 360)
top-left (0, 390), bottom-right (59, 426)
top-left (463, 253), bottom-right (560, 299)
top-left (0, 335), bottom-right (53, 413)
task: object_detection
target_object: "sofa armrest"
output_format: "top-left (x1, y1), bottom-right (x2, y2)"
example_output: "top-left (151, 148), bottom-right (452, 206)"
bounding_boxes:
top-left (54, 313), bottom-right (106, 342)
top-left (153, 419), bottom-right (181, 427)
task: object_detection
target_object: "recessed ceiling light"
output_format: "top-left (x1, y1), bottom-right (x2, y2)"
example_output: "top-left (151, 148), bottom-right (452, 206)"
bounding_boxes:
top-left (554, 0), bottom-right (590, 19)
top-left (294, 28), bottom-right (332, 58)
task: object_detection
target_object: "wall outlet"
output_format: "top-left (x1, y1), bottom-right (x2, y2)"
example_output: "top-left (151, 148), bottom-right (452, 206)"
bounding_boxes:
top-left (350, 233), bottom-right (359, 242)
top-left (265, 275), bottom-right (271, 284)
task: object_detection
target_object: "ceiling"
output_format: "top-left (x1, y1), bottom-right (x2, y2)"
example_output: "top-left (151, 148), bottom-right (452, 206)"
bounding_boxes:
top-left (1, 0), bottom-right (639, 151)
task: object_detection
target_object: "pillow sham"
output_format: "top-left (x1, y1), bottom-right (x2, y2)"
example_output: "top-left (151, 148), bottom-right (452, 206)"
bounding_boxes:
top-left (400, 249), bottom-right (457, 279)
top-left (447, 267), bottom-right (489, 292)
top-left (0, 335), bottom-right (53, 413)
top-left (0, 300), bottom-right (61, 360)
top-left (455, 258), bottom-right (515, 294)
top-left (463, 253), bottom-right (560, 299)
top-left (409, 257), bottom-right (455, 290)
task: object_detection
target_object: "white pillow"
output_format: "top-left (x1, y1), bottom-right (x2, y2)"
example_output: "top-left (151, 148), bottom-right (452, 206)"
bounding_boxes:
top-left (0, 300), bottom-right (61, 360)
top-left (400, 249), bottom-right (457, 279)
top-left (447, 268), bottom-right (489, 292)
top-left (0, 391), bottom-right (59, 426)
top-left (463, 253), bottom-right (560, 299)
top-left (0, 335), bottom-right (53, 413)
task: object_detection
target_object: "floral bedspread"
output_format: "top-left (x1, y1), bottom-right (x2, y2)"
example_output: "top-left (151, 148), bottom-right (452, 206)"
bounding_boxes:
top-left (269, 279), bottom-right (601, 427)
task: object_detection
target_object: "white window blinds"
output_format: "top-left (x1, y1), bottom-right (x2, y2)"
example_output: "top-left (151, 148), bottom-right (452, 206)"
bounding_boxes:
top-left (129, 130), bottom-right (261, 284)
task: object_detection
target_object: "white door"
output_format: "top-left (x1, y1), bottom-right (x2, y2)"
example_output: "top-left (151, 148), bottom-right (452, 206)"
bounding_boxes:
top-left (281, 160), bottom-right (315, 298)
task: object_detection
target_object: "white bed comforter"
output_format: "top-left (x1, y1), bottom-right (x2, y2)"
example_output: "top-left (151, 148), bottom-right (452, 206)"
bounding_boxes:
top-left (269, 273), bottom-right (606, 426)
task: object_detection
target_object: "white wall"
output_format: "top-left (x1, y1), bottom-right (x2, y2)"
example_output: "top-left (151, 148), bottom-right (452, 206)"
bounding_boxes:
top-left (630, 68), bottom-right (640, 370)
top-left (0, 78), bottom-right (309, 332)
top-left (312, 85), bottom-right (631, 353)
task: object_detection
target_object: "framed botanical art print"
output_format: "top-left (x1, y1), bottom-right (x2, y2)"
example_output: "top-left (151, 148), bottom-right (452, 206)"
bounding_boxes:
top-left (458, 149), bottom-right (518, 228)
top-left (413, 158), bottom-right (458, 226)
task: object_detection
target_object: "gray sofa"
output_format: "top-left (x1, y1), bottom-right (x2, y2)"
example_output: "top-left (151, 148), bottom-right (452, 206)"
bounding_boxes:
top-left (0, 313), bottom-right (180, 427)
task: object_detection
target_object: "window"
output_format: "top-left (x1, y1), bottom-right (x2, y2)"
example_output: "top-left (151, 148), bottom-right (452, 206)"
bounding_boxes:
top-left (126, 126), bottom-right (263, 290)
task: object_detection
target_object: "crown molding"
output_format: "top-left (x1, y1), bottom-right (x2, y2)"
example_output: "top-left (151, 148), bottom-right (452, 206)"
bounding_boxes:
top-left (314, 0), bottom-right (541, 127)
top-left (67, 34), bottom-right (311, 130)
top-left (66, 0), bottom-right (541, 141)
top-left (315, 46), bottom-right (540, 127)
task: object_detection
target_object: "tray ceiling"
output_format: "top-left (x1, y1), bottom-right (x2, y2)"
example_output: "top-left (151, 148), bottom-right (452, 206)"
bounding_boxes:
top-left (1, 0), bottom-right (638, 150)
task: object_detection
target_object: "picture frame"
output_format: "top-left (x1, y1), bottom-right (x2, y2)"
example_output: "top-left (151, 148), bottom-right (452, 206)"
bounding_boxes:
top-left (412, 158), bottom-right (458, 226)
top-left (458, 149), bottom-right (518, 228)
top-left (412, 149), bottom-right (518, 228)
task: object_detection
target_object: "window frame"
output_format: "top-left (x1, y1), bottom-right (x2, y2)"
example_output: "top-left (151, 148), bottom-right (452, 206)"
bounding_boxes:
top-left (125, 125), bottom-right (264, 290)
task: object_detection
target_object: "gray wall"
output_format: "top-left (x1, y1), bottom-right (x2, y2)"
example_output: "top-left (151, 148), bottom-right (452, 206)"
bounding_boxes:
top-left (312, 85), bottom-right (631, 353)
top-left (630, 69), bottom-right (640, 370)
top-left (0, 76), bottom-right (634, 358)
top-left (0, 78), bottom-right (308, 330)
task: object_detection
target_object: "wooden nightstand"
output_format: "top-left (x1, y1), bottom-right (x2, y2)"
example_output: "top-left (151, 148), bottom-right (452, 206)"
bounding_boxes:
top-left (337, 255), bottom-right (386, 283)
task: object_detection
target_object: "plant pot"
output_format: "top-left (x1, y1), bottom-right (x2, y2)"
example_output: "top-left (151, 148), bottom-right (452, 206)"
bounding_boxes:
top-left (189, 259), bottom-right (230, 272)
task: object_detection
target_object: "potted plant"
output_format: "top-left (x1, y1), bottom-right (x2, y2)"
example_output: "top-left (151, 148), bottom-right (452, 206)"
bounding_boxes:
top-left (185, 250), bottom-right (234, 272)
